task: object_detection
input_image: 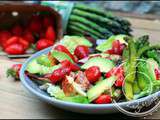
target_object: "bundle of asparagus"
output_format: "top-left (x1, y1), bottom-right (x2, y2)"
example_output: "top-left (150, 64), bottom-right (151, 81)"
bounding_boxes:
top-left (67, 4), bottom-right (132, 39)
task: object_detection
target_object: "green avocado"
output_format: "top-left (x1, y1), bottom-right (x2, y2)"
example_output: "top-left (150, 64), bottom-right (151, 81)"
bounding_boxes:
top-left (87, 76), bottom-right (116, 102)
top-left (26, 59), bottom-right (61, 75)
top-left (51, 50), bottom-right (74, 63)
top-left (37, 54), bottom-right (52, 67)
top-left (96, 34), bottom-right (127, 52)
top-left (81, 57), bottom-right (115, 73)
top-left (60, 35), bottom-right (92, 53)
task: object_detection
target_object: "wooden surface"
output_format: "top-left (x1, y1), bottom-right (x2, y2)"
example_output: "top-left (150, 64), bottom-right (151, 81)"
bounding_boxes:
top-left (0, 17), bottom-right (160, 119)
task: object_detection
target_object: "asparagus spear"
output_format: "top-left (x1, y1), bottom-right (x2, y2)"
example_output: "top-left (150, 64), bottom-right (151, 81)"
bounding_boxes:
top-left (71, 8), bottom-right (121, 28)
top-left (69, 21), bottom-right (104, 38)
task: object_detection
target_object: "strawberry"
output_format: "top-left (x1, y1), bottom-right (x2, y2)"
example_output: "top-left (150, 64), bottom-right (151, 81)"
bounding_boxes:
top-left (45, 26), bottom-right (56, 41)
top-left (0, 31), bottom-right (11, 47)
top-left (61, 60), bottom-right (80, 72)
top-left (49, 67), bottom-right (71, 84)
top-left (29, 15), bottom-right (42, 33)
top-left (85, 66), bottom-right (101, 83)
top-left (4, 43), bottom-right (25, 55)
top-left (7, 64), bottom-right (22, 79)
top-left (36, 39), bottom-right (53, 51)
top-left (23, 31), bottom-right (35, 43)
top-left (19, 37), bottom-right (30, 50)
top-left (3, 36), bottom-right (19, 48)
top-left (94, 95), bottom-right (112, 104)
top-left (12, 24), bottom-right (23, 36)
top-left (54, 45), bottom-right (77, 62)
top-left (43, 16), bottom-right (53, 28)
top-left (74, 45), bottom-right (90, 59)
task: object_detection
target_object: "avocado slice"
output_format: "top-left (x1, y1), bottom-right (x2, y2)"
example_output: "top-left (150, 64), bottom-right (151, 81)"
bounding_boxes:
top-left (51, 50), bottom-right (74, 63)
top-left (60, 35), bottom-right (92, 53)
top-left (27, 59), bottom-right (61, 75)
top-left (37, 54), bottom-right (52, 67)
top-left (87, 76), bottom-right (116, 102)
top-left (81, 57), bottom-right (115, 73)
top-left (96, 34), bottom-right (127, 52)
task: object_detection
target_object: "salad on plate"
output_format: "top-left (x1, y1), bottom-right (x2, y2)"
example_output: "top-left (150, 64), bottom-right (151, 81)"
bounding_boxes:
top-left (25, 35), bottom-right (160, 104)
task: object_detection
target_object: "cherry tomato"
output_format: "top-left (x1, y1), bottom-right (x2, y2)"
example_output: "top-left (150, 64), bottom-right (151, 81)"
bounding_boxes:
top-left (36, 39), bottom-right (53, 51)
top-left (85, 66), bottom-right (101, 83)
top-left (74, 45), bottom-right (90, 59)
top-left (4, 43), bottom-right (25, 55)
top-left (94, 94), bottom-right (112, 104)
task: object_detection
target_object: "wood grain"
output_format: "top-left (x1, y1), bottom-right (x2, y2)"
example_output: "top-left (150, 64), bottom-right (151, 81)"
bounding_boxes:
top-left (0, 17), bottom-right (160, 119)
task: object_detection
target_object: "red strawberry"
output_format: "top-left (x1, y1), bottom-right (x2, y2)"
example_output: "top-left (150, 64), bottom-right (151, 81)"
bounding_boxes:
top-left (4, 43), bottom-right (25, 55)
top-left (94, 95), bottom-right (112, 104)
top-left (45, 26), bottom-right (56, 41)
top-left (85, 66), bottom-right (101, 83)
top-left (19, 37), bottom-right (30, 50)
top-left (0, 31), bottom-right (11, 47)
top-left (7, 64), bottom-right (22, 79)
top-left (29, 15), bottom-right (42, 33)
top-left (3, 36), bottom-right (19, 48)
top-left (23, 31), bottom-right (35, 43)
top-left (74, 45), bottom-right (90, 59)
top-left (36, 39), bottom-right (53, 51)
top-left (43, 16), bottom-right (53, 28)
top-left (54, 45), bottom-right (76, 62)
top-left (12, 24), bottom-right (23, 36)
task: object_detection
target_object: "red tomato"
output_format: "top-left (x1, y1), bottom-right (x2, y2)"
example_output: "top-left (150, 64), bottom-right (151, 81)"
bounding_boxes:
top-left (23, 31), bottom-right (35, 43)
top-left (4, 43), bottom-right (25, 55)
top-left (85, 66), bottom-right (101, 83)
top-left (19, 37), bottom-right (30, 50)
top-left (54, 45), bottom-right (76, 62)
top-left (45, 26), bottom-right (56, 41)
top-left (3, 36), bottom-right (19, 48)
top-left (94, 95), bottom-right (112, 104)
top-left (36, 39), bottom-right (53, 51)
top-left (0, 31), bottom-right (11, 47)
top-left (12, 25), bottom-right (23, 36)
top-left (74, 45), bottom-right (90, 59)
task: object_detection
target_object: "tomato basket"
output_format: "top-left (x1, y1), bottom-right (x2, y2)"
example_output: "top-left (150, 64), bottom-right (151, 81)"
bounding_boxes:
top-left (0, 4), bottom-right (63, 58)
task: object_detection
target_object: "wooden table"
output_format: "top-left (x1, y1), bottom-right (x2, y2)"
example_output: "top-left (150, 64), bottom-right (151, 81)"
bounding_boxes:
top-left (0, 17), bottom-right (160, 119)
